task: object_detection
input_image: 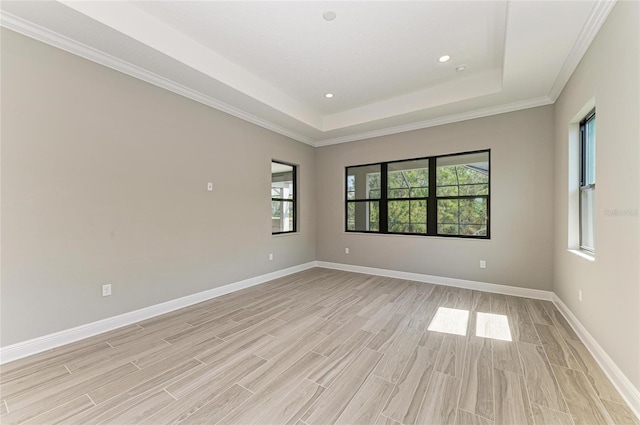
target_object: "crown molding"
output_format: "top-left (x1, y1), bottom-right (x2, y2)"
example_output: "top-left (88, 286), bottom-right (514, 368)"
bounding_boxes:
top-left (1, 0), bottom-right (614, 149)
top-left (0, 12), bottom-right (316, 147)
top-left (313, 96), bottom-right (554, 147)
top-left (548, 0), bottom-right (616, 101)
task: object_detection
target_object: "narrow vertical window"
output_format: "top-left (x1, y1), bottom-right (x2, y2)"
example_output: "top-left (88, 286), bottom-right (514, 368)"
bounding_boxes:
top-left (579, 109), bottom-right (596, 252)
top-left (271, 161), bottom-right (297, 234)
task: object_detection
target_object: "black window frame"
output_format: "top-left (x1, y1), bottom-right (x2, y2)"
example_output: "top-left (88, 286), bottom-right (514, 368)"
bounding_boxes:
top-left (579, 108), bottom-right (596, 252)
top-left (271, 160), bottom-right (297, 235)
top-left (345, 149), bottom-right (490, 239)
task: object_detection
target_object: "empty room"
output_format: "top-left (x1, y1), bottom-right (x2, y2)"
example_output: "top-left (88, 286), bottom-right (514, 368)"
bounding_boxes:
top-left (1, 1), bottom-right (639, 424)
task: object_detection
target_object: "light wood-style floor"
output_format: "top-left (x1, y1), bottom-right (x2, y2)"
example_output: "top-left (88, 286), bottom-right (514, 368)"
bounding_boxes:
top-left (1, 268), bottom-right (638, 425)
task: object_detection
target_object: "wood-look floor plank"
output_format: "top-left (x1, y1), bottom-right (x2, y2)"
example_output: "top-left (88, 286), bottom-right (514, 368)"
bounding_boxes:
top-left (406, 300), bottom-right (439, 333)
top-left (166, 353), bottom-right (265, 400)
top-left (436, 334), bottom-right (468, 378)
top-left (456, 409), bottom-right (495, 425)
top-left (22, 395), bottom-right (94, 425)
top-left (302, 348), bottom-right (383, 425)
top-left (253, 379), bottom-right (325, 425)
top-left (518, 342), bottom-right (569, 413)
top-left (311, 316), bottom-right (368, 357)
top-left (360, 303), bottom-right (401, 333)
top-left (0, 341), bottom-right (113, 385)
top-left (175, 384), bottom-right (253, 425)
top-left (600, 399), bottom-right (640, 425)
top-left (526, 300), bottom-right (555, 326)
top-left (307, 329), bottom-right (373, 388)
top-left (0, 364), bottom-right (70, 401)
top-left (492, 339), bottom-right (522, 375)
top-left (531, 403), bottom-right (575, 425)
top-left (2, 362), bottom-right (138, 424)
top-left (535, 324), bottom-right (581, 369)
top-left (563, 338), bottom-right (625, 404)
top-left (375, 414), bottom-right (402, 425)
top-left (493, 368), bottom-right (533, 425)
top-left (367, 313), bottom-right (408, 352)
top-left (195, 325), bottom-right (278, 365)
top-left (546, 308), bottom-right (580, 342)
top-left (222, 351), bottom-right (325, 425)
top-left (142, 356), bottom-right (265, 424)
top-left (382, 345), bottom-right (438, 424)
top-left (93, 389), bottom-right (175, 425)
top-left (459, 339), bottom-right (494, 421)
top-left (65, 337), bottom-right (170, 373)
top-left (413, 371), bottom-right (461, 425)
top-left (88, 356), bottom-right (203, 405)
top-left (334, 375), bottom-right (394, 425)
top-left (372, 327), bottom-right (421, 383)
top-left (552, 365), bottom-right (615, 425)
top-left (241, 331), bottom-right (328, 392)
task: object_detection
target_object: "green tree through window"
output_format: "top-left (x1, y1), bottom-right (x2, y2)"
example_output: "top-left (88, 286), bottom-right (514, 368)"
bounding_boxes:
top-left (345, 150), bottom-right (490, 238)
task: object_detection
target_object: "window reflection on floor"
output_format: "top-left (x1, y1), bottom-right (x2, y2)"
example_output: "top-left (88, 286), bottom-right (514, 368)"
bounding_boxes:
top-left (426, 307), bottom-right (512, 341)
top-left (475, 312), bottom-right (512, 341)
top-left (427, 307), bottom-right (469, 336)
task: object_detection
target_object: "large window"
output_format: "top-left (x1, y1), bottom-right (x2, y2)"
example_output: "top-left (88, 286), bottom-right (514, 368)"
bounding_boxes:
top-left (579, 109), bottom-right (595, 252)
top-left (346, 150), bottom-right (489, 238)
top-left (272, 161), bottom-right (296, 234)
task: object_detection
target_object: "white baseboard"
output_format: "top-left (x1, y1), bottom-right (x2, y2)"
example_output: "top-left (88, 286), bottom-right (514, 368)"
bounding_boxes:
top-left (316, 261), bottom-right (554, 300)
top-left (0, 262), bottom-right (316, 364)
top-left (553, 295), bottom-right (640, 420)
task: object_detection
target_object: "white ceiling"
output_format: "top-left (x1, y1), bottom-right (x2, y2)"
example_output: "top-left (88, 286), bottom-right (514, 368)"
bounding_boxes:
top-left (0, 1), bottom-right (615, 147)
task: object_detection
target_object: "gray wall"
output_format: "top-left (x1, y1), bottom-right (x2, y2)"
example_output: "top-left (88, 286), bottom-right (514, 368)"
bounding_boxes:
top-left (0, 29), bottom-right (316, 346)
top-left (553, 1), bottom-right (640, 390)
top-left (316, 106), bottom-right (555, 291)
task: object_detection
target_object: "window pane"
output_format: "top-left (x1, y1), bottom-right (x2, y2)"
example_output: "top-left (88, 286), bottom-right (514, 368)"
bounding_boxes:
top-left (585, 117), bottom-right (596, 185)
top-left (346, 165), bottom-right (381, 199)
top-left (272, 161), bottom-right (295, 233)
top-left (347, 201), bottom-right (379, 232)
top-left (272, 200), bottom-right (294, 233)
top-left (388, 200), bottom-right (427, 233)
top-left (581, 187), bottom-right (594, 250)
top-left (271, 163), bottom-right (294, 200)
top-left (438, 198), bottom-right (487, 236)
top-left (437, 152), bottom-right (489, 197)
top-left (438, 199), bottom-right (459, 234)
top-left (388, 159), bottom-right (429, 199)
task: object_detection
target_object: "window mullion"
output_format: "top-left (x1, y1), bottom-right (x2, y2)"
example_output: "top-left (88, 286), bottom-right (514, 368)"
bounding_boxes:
top-left (427, 157), bottom-right (437, 236)
top-left (380, 163), bottom-right (388, 233)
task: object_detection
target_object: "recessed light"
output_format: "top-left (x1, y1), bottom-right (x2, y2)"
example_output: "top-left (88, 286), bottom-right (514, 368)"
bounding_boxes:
top-left (323, 11), bottom-right (337, 21)
top-left (456, 65), bottom-right (467, 72)
top-left (324, 93), bottom-right (334, 99)
top-left (438, 55), bottom-right (451, 63)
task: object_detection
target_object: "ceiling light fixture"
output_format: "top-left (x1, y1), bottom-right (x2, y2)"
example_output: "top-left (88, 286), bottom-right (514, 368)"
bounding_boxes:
top-left (456, 65), bottom-right (467, 72)
top-left (323, 11), bottom-right (337, 21)
top-left (438, 55), bottom-right (451, 63)
top-left (324, 93), bottom-right (334, 99)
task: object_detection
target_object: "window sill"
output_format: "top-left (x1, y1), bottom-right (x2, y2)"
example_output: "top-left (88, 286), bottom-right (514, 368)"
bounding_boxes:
top-left (272, 232), bottom-right (299, 238)
top-left (343, 231), bottom-right (490, 241)
top-left (568, 249), bottom-right (595, 262)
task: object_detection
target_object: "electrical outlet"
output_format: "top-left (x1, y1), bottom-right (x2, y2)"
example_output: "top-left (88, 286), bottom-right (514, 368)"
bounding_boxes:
top-left (480, 260), bottom-right (486, 269)
top-left (207, 182), bottom-right (213, 191)
top-left (269, 253), bottom-right (273, 261)
top-left (578, 289), bottom-right (583, 302)
top-left (345, 248), bottom-right (350, 254)
top-left (102, 284), bottom-right (112, 297)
